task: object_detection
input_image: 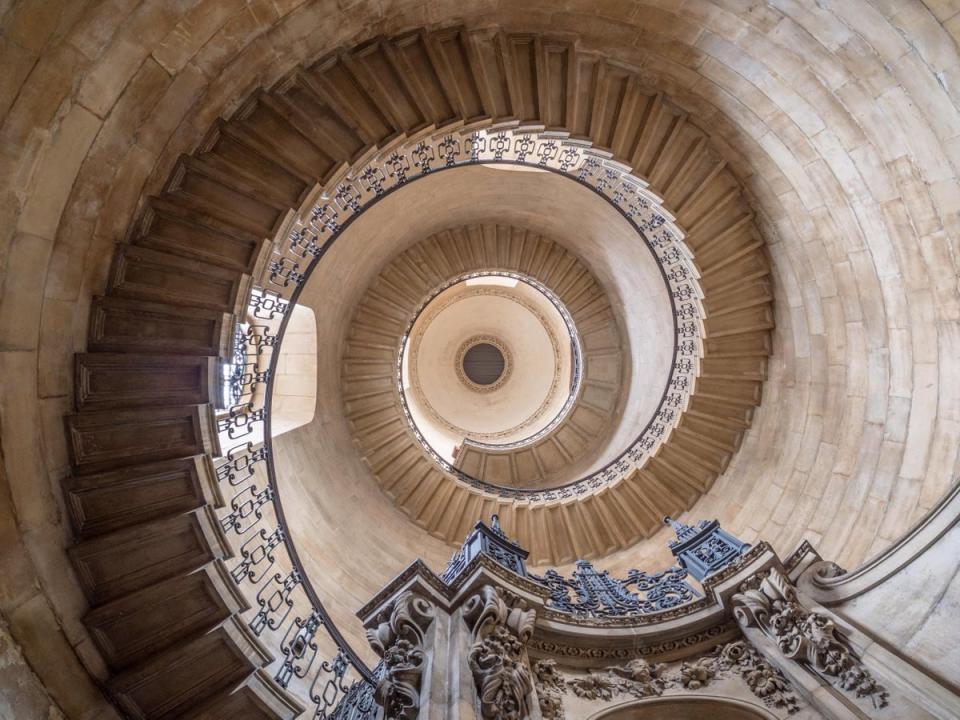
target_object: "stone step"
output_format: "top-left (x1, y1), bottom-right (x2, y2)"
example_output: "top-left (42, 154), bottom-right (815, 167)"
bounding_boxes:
top-left (179, 669), bottom-right (303, 720)
top-left (108, 617), bottom-right (270, 720)
top-left (83, 561), bottom-right (245, 671)
top-left (63, 456), bottom-right (222, 539)
top-left (69, 507), bottom-right (231, 606)
top-left (107, 245), bottom-right (251, 315)
top-left (74, 352), bottom-right (219, 410)
top-left (66, 404), bottom-right (220, 475)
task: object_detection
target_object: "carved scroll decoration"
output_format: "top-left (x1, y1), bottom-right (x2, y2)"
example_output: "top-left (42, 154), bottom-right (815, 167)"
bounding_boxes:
top-left (733, 568), bottom-right (888, 708)
top-left (464, 585), bottom-right (536, 720)
top-left (366, 591), bottom-right (435, 719)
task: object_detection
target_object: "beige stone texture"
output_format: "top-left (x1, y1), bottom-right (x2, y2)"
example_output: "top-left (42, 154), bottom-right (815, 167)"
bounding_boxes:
top-left (0, 0), bottom-right (959, 715)
top-left (270, 302), bottom-right (317, 436)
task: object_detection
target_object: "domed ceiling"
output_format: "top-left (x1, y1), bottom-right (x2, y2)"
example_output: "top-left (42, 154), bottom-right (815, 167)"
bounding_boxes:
top-left (5, 4), bottom-right (960, 712)
top-left (276, 117), bottom-right (772, 565)
top-left (403, 274), bottom-right (580, 455)
top-left (343, 222), bottom-right (635, 492)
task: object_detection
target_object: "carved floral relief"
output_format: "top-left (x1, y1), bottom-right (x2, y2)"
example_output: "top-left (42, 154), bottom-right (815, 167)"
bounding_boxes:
top-left (533, 640), bottom-right (801, 718)
top-left (733, 568), bottom-right (888, 708)
top-left (533, 659), bottom-right (566, 720)
top-left (464, 585), bottom-right (537, 720)
top-left (366, 591), bottom-right (435, 719)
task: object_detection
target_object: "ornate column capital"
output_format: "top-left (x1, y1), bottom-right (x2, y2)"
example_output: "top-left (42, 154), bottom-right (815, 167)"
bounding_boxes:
top-left (366, 590), bottom-right (436, 719)
top-left (463, 585), bottom-right (537, 720)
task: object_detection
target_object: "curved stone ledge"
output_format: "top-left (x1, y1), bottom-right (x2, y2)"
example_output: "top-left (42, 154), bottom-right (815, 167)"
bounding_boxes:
top-left (797, 479), bottom-right (960, 605)
top-left (357, 543), bottom-right (783, 665)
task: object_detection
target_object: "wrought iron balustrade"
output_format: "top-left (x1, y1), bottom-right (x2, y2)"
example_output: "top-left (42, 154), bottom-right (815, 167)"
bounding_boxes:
top-left (440, 515), bottom-right (752, 620)
top-left (531, 562), bottom-right (699, 618)
top-left (213, 286), bottom-right (375, 718)
top-left (253, 124), bottom-right (705, 502)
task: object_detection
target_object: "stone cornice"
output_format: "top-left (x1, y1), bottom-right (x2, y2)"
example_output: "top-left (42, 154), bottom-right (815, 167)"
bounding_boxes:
top-left (357, 542), bottom-right (783, 664)
top-left (527, 620), bottom-right (741, 664)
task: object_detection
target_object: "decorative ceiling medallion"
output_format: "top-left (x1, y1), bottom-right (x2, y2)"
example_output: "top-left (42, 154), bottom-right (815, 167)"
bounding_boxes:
top-left (404, 277), bottom-right (573, 444)
top-left (455, 335), bottom-right (512, 393)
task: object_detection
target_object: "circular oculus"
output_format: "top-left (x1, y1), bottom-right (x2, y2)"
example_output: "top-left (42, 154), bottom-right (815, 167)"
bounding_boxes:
top-left (454, 335), bottom-right (513, 393)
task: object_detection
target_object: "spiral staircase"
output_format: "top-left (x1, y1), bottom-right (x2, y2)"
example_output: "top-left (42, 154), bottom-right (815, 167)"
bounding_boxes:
top-left (53, 22), bottom-right (780, 720)
top-left (343, 224), bottom-right (628, 492)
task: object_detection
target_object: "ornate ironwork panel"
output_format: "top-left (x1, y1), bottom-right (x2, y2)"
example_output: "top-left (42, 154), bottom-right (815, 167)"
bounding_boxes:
top-left (441, 515), bottom-right (528, 583)
top-left (666, 517), bottom-right (751, 581)
top-left (231, 526), bottom-right (284, 584)
top-left (531, 561), bottom-right (699, 618)
top-left (218, 403), bottom-right (266, 440)
top-left (250, 570), bottom-right (301, 636)
top-left (216, 442), bottom-right (269, 486)
top-left (329, 671), bottom-right (378, 720)
top-left (310, 649), bottom-right (351, 719)
top-left (221, 484), bottom-right (273, 534)
top-left (276, 611), bottom-right (322, 688)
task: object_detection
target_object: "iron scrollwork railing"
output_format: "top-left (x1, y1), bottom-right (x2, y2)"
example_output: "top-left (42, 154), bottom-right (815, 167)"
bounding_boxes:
top-left (216, 441), bottom-right (269, 486)
top-left (214, 426), bottom-right (375, 718)
top-left (214, 282), bottom-right (376, 718)
top-left (230, 526), bottom-right (284, 584)
top-left (221, 321), bottom-right (277, 410)
top-left (328, 665), bottom-right (380, 720)
top-left (221, 483), bottom-right (273, 535)
top-left (211, 124), bottom-right (709, 717)
top-left (255, 125), bottom-right (702, 504)
top-left (531, 561), bottom-right (700, 618)
top-left (440, 515), bottom-right (704, 619)
top-left (275, 611), bottom-right (363, 716)
top-left (442, 516), bottom-right (704, 620)
top-left (267, 125), bottom-right (705, 503)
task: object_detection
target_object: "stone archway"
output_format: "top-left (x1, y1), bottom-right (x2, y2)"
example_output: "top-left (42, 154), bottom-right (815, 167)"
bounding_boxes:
top-left (591, 694), bottom-right (778, 720)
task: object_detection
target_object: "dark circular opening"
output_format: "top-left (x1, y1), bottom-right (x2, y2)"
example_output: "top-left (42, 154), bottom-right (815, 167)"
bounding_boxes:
top-left (463, 343), bottom-right (506, 385)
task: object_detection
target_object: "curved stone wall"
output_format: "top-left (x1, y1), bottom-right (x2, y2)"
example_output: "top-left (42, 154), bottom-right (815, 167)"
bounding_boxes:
top-left (2, 1), bottom-right (959, 713)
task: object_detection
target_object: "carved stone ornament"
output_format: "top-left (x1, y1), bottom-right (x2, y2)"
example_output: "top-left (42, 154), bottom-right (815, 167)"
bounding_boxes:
top-left (713, 640), bottom-right (800, 714)
top-left (733, 568), bottom-right (888, 708)
top-left (527, 621), bottom-right (733, 660)
top-left (533, 659), bottom-right (566, 720)
top-left (567, 658), bottom-right (667, 700)
top-left (545, 640), bottom-right (800, 715)
top-left (366, 591), bottom-right (435, 719)
top-left (464, 585), bottom-right (537, 720)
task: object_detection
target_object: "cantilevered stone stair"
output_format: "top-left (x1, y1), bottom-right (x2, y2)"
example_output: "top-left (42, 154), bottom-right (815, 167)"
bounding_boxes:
top-left (342, 224), bottom-right (625, 492)
top-left (61, 24), bottom-right (771, 718)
